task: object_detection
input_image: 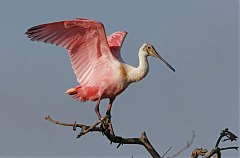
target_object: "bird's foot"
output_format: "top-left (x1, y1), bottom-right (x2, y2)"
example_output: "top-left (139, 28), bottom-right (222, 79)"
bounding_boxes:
top-left (99, 115), bottom-right (108, 135)
top-left (105, 114), bottom-right (115, 136)
top-left (99, 115), bottom-right (115, 136)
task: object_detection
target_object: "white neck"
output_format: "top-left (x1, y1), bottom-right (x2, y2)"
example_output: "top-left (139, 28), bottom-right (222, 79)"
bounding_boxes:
top-left (127, 49), bottom-right (149, 83)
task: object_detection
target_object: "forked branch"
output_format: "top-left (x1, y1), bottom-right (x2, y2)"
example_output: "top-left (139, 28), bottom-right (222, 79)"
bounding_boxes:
top-left (191, 128), bottom-right (238, 158)
top-left (45, 116), bottom-right (238, 158)
top-left (45, 115), bottom-right (162, 158)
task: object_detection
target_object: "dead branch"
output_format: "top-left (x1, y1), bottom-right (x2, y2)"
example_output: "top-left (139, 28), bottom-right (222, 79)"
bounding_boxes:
top-left (190, 128), bottom-right (239, 158)
top-left (45, 115), bottom-right (162, 158)
top-left (45, 116), bottom-right (238, 158)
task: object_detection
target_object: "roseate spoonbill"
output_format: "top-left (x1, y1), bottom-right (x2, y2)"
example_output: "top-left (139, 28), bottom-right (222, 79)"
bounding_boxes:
top-left (26, 18), bottom-right (175, 133)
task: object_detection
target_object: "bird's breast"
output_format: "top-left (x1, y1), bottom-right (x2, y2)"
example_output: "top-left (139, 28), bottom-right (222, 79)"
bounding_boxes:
top-left (118, 64), bottom-right (128, 81)
top-left (100, 64), bottom-right (130, 98)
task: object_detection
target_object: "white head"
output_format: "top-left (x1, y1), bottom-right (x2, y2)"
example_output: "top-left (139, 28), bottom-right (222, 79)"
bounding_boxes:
top-left (140, 43), bottom-right (175, 72)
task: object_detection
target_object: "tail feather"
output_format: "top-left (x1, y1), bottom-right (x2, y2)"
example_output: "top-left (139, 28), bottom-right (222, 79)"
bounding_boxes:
top-left (65, 87), bottom-right (79, 95)
top-left (66, 85), bottom-right (100, 102)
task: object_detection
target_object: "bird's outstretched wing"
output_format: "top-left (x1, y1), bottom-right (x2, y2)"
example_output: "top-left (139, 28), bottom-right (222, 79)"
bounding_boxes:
top-left (107, 31), bottom-right (128, 62)
top-left (26, 18), bottom-right (117, 85)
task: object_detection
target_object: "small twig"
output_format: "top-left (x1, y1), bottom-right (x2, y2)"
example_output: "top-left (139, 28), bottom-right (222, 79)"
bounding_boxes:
top-left (45, 115), bottom-right (100, 131)
top-left (220, 146), bottom-right (239, 151)
top-left (162, 146), bottom-right (172, 158)
top-left (170, 131), bottom-right (196, 158)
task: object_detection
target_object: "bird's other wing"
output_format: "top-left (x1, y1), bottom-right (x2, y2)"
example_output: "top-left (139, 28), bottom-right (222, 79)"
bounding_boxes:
top-left (107, 31), bottom-right (128, 62)
top-left (26, 18), bottom-right (114, 85)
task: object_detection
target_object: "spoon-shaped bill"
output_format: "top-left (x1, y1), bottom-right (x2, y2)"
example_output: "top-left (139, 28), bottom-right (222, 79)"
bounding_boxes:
top-left (150, 47), bottom-right (175, 72)
top-left (156, 53), bottom-right (175, 72)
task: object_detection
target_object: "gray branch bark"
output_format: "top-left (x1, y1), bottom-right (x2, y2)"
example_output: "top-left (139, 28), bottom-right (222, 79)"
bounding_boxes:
top-left (45, 116), bottom-right (238, 158)
top-left (45, 115), bottom-right (161, 158)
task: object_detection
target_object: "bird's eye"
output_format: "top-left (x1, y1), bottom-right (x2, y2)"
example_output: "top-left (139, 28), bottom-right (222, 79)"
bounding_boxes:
top-left (147, 45), bottom-right (151, 50)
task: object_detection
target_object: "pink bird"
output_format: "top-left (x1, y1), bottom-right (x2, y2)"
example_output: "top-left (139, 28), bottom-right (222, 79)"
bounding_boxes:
top-left (26, 18), bottom-right (175, 134)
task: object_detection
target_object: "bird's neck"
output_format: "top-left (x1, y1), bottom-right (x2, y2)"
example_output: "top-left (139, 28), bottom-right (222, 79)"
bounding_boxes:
top-left (128, 50), bottom-right (149, 83)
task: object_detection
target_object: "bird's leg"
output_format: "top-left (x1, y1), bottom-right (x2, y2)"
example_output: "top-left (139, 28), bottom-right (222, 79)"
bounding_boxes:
top-left (95, 97), bottom-right (102, 120)
top-left (105, 98), bottom-right (115, 136)
top-left (106, 97), bottom-right (115, 117)
top-left (95, 97), bottom-right (109, 132)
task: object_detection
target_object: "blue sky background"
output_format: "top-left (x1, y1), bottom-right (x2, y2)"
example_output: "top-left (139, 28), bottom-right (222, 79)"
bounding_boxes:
top-left (0, 0), bottom-right (239, 157)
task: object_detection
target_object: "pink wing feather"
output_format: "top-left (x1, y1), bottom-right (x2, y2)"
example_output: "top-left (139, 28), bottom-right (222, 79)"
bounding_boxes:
top-left (107, 31), bottom-right (128, 61)
top-left (26, 18), bottom-right (127, 87)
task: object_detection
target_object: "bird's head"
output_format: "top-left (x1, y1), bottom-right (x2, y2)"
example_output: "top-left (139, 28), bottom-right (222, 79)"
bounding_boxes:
top-left (142, 43), bottom-right (175, 72)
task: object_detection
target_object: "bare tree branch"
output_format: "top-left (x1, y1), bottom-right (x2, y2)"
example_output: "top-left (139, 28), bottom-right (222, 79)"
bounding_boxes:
top-left (45, 115), bottom-right (162, 158)
top-left (45, 116), bottom-right (238, 158)
top-left (185, 128), bottom-right (239, 158)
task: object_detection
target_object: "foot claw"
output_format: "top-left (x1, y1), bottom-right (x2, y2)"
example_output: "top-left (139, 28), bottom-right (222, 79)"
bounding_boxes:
top-left (99, 115), bottom-right (115, 136)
